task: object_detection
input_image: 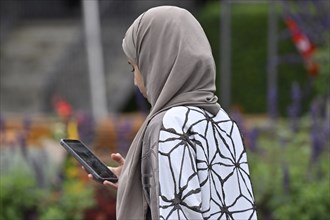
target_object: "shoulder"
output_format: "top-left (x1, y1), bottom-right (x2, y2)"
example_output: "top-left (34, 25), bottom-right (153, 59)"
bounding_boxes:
top-left (162, 106), bottom-right (210, 131)
top-left (144, 106), bottom-right (196, 138)
top-left (144, 106), bottom-right (219, 138)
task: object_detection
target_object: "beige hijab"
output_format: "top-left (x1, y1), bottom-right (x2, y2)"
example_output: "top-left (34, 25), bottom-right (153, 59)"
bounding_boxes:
top-left (118, 6), bottom-right (220, 219)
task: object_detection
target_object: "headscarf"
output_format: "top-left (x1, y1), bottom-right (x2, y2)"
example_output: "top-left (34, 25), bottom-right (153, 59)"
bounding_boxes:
top-left (117, 6), bottom-right (221, 219)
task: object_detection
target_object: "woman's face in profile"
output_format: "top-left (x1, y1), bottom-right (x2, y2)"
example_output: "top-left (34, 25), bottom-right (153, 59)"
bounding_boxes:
top-left (129, 61), bottom-right (147, 98)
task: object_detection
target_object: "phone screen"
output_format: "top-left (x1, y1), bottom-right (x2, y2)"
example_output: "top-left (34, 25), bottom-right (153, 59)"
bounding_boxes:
top-left (61, 139), bottom-right (117, 181)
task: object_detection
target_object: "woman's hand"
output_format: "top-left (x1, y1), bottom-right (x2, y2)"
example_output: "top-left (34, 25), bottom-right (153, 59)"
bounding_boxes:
top-left (103, 153), bottom-right (125, 189)
top-left (86, 153), bottom-right (125, 189)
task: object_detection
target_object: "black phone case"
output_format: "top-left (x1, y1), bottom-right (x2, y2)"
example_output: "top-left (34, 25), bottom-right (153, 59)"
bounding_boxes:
top-left (60, 139), bottom-right (118, 183)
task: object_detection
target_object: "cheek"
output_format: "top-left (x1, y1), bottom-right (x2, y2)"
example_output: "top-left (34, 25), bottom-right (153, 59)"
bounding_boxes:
top-left (135, 72), bottom-right (143, 85)
top-left (133, 76), bottom-right (137, 86)
top-left (133, 72), bottom-right (138, 86)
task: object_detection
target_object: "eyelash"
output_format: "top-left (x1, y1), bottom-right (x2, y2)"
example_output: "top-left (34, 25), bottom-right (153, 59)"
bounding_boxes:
top-left (128, 62), bottom-right (135, 72)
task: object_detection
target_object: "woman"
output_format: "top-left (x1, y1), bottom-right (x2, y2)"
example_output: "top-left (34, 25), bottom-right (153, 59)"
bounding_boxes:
top-left (98, 6), bottom-right (257, 220)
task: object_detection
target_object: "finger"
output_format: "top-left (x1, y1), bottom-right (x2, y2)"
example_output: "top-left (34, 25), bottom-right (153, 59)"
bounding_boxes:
top-left (111, 153), bottom-right (125, 165)
top-left (82, 166), bottom-right (90, 175)
top-left (88, 174), bottom-right (93, 179)
top-left (103, 180), bottom-right (118, 189)
top-left (107, 166), bottom-right (121, 177)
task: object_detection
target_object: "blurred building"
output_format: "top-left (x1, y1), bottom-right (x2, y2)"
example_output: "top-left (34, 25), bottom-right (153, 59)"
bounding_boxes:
top-left (0, 0), bottom-right (198, 115)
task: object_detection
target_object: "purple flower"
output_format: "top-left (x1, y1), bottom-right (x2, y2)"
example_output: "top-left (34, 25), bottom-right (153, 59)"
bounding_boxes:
top-left (230, 110), bottom-right (248, 141)
top-left (23, 115), bottom-right (32, 131)
top-left (268, 87), bottom-right (278, 120)
top-left (288, 82), bottom-right (302, 132)
top-left (17, 133), bottom-right (28, 159)
top-left (77, 112), bottom-right (95, 144)
top-left (309, 98), bottom-right (326, 164)
top-left (17, 116), bottom-right (32, 159)
top-left (248, 127), bottom-right (259, 152)
top-left (0, 115), bottom-right (5, 132)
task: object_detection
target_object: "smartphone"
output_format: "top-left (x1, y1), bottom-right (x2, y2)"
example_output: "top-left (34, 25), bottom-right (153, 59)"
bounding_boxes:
top-left (60, 139), bottom-right (118, 183)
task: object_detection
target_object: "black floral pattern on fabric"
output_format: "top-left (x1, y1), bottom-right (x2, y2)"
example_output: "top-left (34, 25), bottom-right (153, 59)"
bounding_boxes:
top-left (158, 106), bottom-right (257, 220)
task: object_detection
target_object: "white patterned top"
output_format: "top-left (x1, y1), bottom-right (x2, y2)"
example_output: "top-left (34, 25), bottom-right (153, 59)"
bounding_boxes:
top-left (155, 106), bottom-right (257, 220)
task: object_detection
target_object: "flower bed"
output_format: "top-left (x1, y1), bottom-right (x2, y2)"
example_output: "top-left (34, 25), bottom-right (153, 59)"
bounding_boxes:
top-left (0, 112), bottom-right (144, 220)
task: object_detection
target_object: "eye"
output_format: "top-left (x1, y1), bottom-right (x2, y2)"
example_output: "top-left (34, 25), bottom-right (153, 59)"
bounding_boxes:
top-left (128, 62), bottom-right (135, 72)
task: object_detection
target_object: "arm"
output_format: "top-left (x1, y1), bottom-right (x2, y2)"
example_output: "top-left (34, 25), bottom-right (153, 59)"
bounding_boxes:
top-left (158, 130), bottom-right (203, 220)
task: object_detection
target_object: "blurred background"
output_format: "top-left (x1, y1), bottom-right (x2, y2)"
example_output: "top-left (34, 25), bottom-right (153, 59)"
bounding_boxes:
top-left (0, 0), bottom-right (329, 219)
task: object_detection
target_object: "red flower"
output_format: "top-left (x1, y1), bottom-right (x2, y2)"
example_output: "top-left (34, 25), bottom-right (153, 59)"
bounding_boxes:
top-left (53, 97), bottom-right (73, 119)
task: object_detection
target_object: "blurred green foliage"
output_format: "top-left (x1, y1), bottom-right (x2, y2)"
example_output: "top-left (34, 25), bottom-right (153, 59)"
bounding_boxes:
top-left (248, 117), bottom-right (330, 220)
top-left (198, 2), bottom-right (313, 114)
top-left (38, 157), bottom-right (95, 220)
top-left (0, 165), bottom-right (44, 220)
top-left (0, 148), bottom-right (95, 220)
